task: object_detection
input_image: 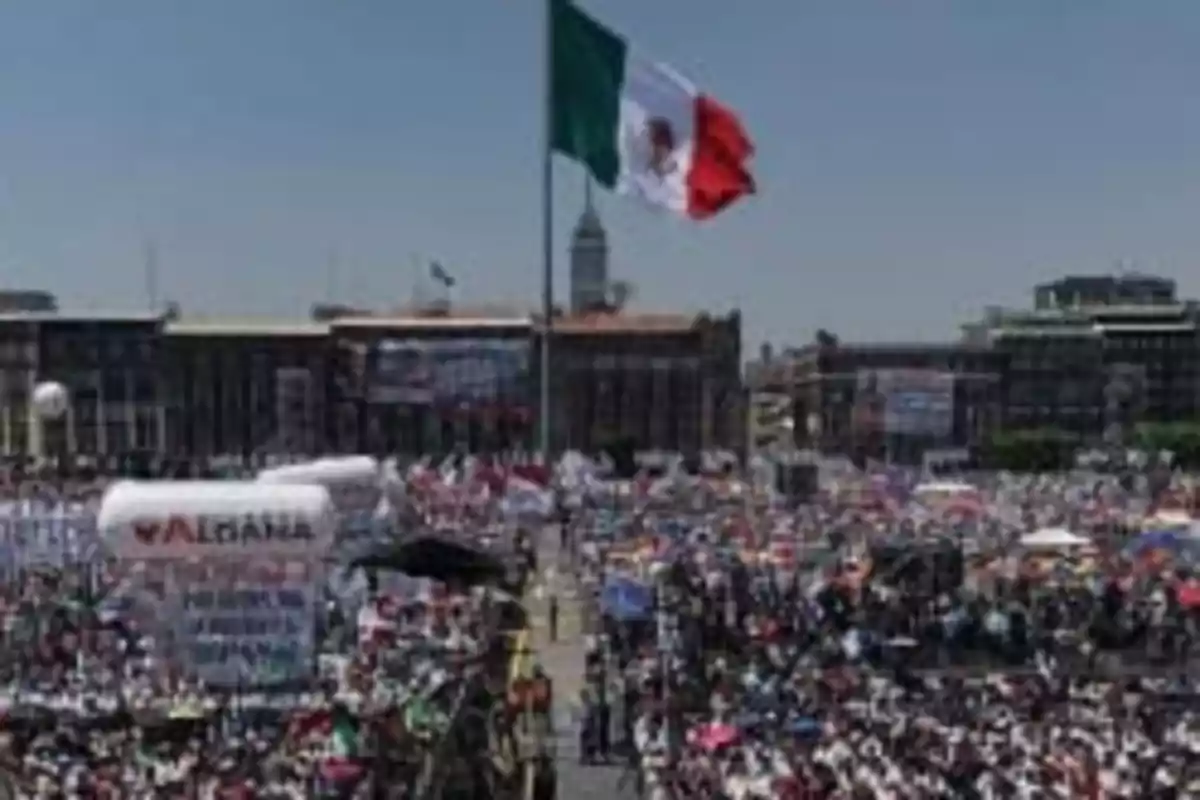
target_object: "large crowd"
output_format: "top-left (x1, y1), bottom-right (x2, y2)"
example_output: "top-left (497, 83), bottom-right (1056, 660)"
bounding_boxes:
top-left (563, 462), bottom-right (1200, 799)
top-left (0, 456), bottom-right (527, 799)
top-left (7, 453), bottom-right (1200, 798)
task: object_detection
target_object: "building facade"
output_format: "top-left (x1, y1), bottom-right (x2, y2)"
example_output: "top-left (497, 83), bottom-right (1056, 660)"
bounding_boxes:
top-left (972, 298), bottom-right (1200, 441)
top-left (539, 311), bottom-right (742, 455)
top-left (336, 315), bottom-right (534, 455)
top-left (747, 273), bottom-right (1200, 461)
top-left (775, 341), bottom-right (1005, 463)
top-left (0, 313), bottom-right (165, 459)
top-left (0, 306), bottom-right (742, 460)
top-left (161, 321), bottom-right (333, 458)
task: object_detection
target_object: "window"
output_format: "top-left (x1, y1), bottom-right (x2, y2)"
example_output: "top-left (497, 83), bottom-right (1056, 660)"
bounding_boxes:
top-left (274, 368), bottom-right (312, 452)
top-left (74, 422), bottom-right (97, 456)
top-left (106, 418), bottom-right (129, 453)
top-left (73, 373), bottom-right (99, 405)
top-left (135, 408), bottom-right (159, 452)
top-left (43, 336), bottom-right (66, 364)
top-left (133, 372), bottom-right (157, 403)
top-left (105, 337), bottom-right (129, 363)
top-left (10, 412), bottom-right (27, 456)
top-left (102, 372), bottom-right (126, 404)
top-left (74, 399), bottom-right (96, 423)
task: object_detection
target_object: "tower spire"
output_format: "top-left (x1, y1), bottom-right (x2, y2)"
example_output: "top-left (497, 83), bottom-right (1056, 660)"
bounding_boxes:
top-left (569, 173), bottom-right (608, 313)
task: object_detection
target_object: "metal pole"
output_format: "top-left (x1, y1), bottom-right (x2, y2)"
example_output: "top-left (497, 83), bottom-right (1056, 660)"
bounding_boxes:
top-left (144, 239), bottom-right (160, 314)
top-left (539, 0), bottom-right (555, 460)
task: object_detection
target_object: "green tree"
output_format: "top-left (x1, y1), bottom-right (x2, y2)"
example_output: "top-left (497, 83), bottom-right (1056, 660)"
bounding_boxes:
top-left (979, 428), bottom-right (1079, 471)
top-left (1133, 422), bottom-right (1200, 468)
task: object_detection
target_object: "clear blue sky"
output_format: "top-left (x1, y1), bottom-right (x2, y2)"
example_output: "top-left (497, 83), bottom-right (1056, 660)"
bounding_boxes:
top-left (3, 1), bottom-right (1200, 349)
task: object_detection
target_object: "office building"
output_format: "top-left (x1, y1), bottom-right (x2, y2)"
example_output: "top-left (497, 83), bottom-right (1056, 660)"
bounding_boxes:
top-left (747, 273), bottom-right (1196, 460)
top-left (0, 300), bottom-right (742, 458)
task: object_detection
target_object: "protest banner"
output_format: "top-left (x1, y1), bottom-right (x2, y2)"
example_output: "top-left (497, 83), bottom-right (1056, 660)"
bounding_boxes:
top-left (93, 482), bottom-right (334, 687)
top-left (0, 511), bottom-right (101, 577)
top-left (169, 558), bottom-right (320, 687)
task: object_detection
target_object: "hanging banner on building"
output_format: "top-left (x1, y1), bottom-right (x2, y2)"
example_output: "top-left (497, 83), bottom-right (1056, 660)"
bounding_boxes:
top-left (855, 369), bottom-right (954, 437)
top-left (370, 338), bottom-right (530, 406)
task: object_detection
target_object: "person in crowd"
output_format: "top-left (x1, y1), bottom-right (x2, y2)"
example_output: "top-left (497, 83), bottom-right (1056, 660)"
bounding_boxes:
top-left (560, 458), bottom-right (1200, 799)
top-left (0, 455), bottom-right (525, 799)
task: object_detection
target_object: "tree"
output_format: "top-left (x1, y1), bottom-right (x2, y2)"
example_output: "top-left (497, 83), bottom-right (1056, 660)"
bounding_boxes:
top-left (1133, 422), bottom-right (1200, 468)
top-left (979, 428), bottom-right (1079, 471)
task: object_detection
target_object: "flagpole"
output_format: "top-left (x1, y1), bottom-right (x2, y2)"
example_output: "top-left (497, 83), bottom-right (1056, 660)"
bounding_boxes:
top-left (538, 0), bottom-right (555, 460)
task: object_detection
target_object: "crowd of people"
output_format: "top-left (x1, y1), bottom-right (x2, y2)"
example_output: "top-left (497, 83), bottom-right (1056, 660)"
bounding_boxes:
top-left (0, 456), bottom-right (528, 799)
top-left (10, 450), bottom-right (1200, 798)
top-left (563, 463), bottom-right (1200, 798)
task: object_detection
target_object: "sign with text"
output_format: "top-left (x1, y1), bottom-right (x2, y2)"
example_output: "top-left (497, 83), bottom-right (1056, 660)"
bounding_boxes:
top-left (168, 559), bottom-right (319, 687)
top-left (123, 512), bottom-right (321, 560)
top-left (0, 512), bottom-right (100, 576)
top-left (369, 338), bottom-right (530, 407)
top-left (855, 369), bottom-right (955, 437)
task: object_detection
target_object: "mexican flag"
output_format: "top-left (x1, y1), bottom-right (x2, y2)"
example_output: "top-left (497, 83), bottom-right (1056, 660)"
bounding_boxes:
top-left (551, 0), bottom-right (755, 220)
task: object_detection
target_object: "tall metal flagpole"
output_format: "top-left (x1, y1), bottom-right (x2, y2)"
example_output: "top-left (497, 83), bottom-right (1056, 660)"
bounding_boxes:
top-left (538, 0), bottom-right (555, 460)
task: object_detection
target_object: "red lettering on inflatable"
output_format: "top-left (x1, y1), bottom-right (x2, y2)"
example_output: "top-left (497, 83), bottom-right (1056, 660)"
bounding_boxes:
top-left (162, 515), bottom-right (196, 545)
top-left (132, 515), bottom-right (195, 547)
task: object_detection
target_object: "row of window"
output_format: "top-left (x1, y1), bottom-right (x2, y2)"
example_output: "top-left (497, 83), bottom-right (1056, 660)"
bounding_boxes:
top-left (40, 335), bottom-right (157, 364)
top-left (0, 407), bottom-right (162, 456)
top-left (564, 364), bottom-right (703, 452)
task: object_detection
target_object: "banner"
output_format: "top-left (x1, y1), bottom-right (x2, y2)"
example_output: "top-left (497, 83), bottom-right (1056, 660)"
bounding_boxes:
top-left (169, 559), bottom-right (319, 687)
top-left (122, 512), bottom-right (321, 560)
top-left (855, 369), bottom-right (954, 437)
top-left (370, 338), bottom-right (530, 406)
top-left (0, 512), bottom-right (100, 577)
top-left (0, 509), bottom-right (390, 579)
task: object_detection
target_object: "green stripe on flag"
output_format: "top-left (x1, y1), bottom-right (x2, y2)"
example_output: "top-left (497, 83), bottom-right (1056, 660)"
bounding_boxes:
top-left (550, 0), bottom-right (626, 188)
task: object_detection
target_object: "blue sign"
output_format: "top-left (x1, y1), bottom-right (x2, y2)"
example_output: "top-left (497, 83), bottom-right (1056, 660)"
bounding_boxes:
top-left (856, 369), bottom-right (954, 437)
top-left (370, 338), bottom-right (530, 407)
top-left (171, 560), bottom-right (319, 687)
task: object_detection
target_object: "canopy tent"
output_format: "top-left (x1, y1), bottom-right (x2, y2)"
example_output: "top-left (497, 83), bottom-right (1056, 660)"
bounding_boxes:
top-left (913, 481), bottom-right (976, 496)
top-left (600, 576), bottom-right (654, 622)
top-left (352, 534), bottom-right (508, 587)
top-left (1019, 527), bottom-right (1091, 550)
top-left (1145, 510), bottom-right (1193, 528)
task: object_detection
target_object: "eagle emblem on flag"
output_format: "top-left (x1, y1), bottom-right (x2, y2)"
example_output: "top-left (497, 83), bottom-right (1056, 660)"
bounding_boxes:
top-left (644, 117), bottom-right (678, 178)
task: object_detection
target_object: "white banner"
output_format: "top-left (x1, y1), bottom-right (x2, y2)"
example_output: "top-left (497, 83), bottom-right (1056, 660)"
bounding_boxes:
top-left (169, 559), bottom-right (319, 687)
top-left (0, 512), bottom-right (101, 577)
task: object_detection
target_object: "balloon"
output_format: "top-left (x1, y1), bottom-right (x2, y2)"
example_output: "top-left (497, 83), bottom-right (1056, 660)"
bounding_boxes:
top-left (31, 381), bottom-right (69, 420)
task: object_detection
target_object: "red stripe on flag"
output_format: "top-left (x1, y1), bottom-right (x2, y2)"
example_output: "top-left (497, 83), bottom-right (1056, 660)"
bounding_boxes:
top-left (687, 94), bottom-right (756, 220)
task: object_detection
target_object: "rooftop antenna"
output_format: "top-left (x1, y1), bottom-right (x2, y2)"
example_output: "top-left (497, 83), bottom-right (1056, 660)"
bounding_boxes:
top-left (410, 252), bottom-right (425, 310)
top-left (143, 240), bottom-right (159, 313)
top-left (324, 248), bottom-right (339, 303)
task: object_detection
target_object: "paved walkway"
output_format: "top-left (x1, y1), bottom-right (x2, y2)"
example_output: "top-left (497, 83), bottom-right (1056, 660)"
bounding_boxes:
top-left (521, 525), bottom-right (627, 799)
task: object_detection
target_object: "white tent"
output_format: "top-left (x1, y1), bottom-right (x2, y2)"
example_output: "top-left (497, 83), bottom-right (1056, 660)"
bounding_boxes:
top-left (1020, 527), bottom-right (1091, 550)
top-left (1147, 510), bottom-right (1193, 528)
top-left (913, 481), bottom-right (976, 496)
